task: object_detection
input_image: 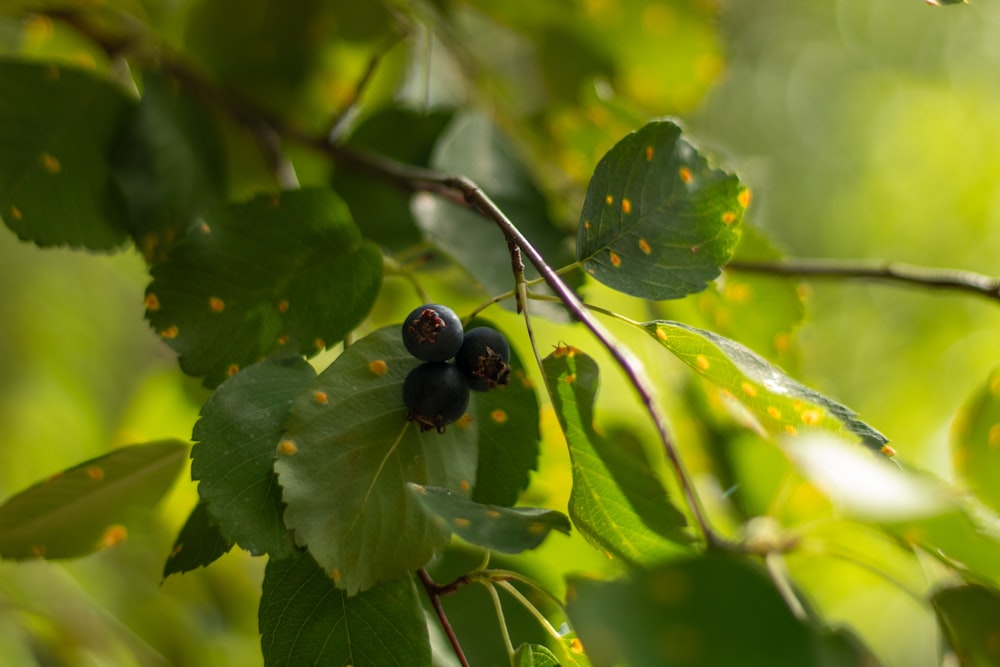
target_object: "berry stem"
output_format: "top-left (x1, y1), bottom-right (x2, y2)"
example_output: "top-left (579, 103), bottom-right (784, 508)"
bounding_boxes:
top-left (418, 568), bottom-right (472, 667)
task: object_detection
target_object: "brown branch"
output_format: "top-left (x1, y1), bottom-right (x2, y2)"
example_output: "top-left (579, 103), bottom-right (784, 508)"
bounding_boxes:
top-left (728, 258), bottom-right (1000, 302)
top-left (417, 569), bottom-right (471, 667)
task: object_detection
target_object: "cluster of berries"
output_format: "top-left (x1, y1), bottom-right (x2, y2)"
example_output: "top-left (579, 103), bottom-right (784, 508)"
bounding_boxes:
top-left (401, 303), bottom-right (511, 432)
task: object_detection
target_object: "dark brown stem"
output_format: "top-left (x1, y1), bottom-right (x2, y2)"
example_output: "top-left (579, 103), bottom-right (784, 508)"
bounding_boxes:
top-left (418, 569), bottom-right (471, 667)
top-left (728, 258), bottom-right (1000, 302)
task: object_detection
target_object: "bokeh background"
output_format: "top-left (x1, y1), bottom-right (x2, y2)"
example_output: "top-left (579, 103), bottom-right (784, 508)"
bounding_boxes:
top-left (2, 0), bottom-right (1000, 665)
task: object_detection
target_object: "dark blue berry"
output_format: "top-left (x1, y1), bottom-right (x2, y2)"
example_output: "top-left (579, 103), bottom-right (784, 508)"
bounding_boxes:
top-left (402, 304), bottom-right (464, 362)
top-left (403, 362), bottom-right (470, 432)
top-left (456, 327), bottom-right (511, 392)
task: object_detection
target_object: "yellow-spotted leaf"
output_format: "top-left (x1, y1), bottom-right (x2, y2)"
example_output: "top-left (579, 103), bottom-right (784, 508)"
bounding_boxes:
top-left (275, 327), bottom-right (478, 595)
top-left (145, 187), bottom-right (382, 387)
top-left (407, 484), bottom-right (569, 554)
top-left (951, 367), bottom-right (1000, 515)
top-left (0, 59), bottom-right (131, 250)
top-left (542, 345), bottom-right (692, 566)
top-left (644, 320), bottom-right (889, 452)
top-left (577, 120), bottom-right (746, 300)
top-left (0, 441), bottom-right (187, 560)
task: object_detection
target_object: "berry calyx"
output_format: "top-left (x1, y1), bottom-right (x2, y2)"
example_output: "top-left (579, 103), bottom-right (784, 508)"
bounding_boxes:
top-left (403, 362), bottom-right (470, 432)
top-left (456, 326), bottom-right (511, 392)
top-left (401, 303), bottom-right (465, 362)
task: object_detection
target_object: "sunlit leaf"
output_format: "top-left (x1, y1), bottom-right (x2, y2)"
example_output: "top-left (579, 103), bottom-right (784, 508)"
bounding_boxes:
top-left (566, 554), bottom-right (820, 667)
top-left (951, 367), bottom-right (1000, 515)
top-left (110, 71), bottom-right (226, 264)
top-left (260, 550), bottom-right (430, 667)
top-left (0, 59), bottom-right (131, 250)
top-left (145, 187), bottom-right (382, 387)
top-left (932, 584), bottom-right (1000, 667)
top-left (0, 441), bottom-right (186, 560)
top-left (191, 356), bottom-right (316, 559)
top-left (542, 346), bottom-right (692, 566)
top-left (577, 120), bottom-right (745, 300)
top-left (469, 318), bottom-right (540, 507)
top-left (514, 643), bottom-right (561, 667)
top-left (162, 501), bottom-right (233, 579)
top-left (644, 320), bottom-right (889, 451)
top-left (275, 327), bottom-right (478, 594)
top-left (334, 106), bottom-right (454, 250)
top-left (407, 484), bottom-right (569, 553)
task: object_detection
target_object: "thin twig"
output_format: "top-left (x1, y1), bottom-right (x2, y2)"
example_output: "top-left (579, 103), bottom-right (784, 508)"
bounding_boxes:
top-left (417, 569), bottom-right (472, 667)
top-left (729, 258), bottom-right (1000, 302)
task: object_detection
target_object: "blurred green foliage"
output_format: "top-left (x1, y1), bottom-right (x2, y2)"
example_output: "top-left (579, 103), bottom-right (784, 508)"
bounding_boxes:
top-left (1, 0), bottom-right (999, 665)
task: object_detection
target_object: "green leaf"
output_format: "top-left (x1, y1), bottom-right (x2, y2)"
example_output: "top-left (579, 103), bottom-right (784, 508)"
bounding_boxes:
top-left (542, 346), bottom-right (692, 566)
top-left (145, 187), bottom-right (383, 387)
top-left (0, 59), bottom-right (131, 250)
top-left (514, 643), bottom-right (561, 667)
top-left (191, 356), bottom-right (317, 558)
top-left (469, 318), bottom-right (540, 507)
top-left (644, 320), bottom-right (889, 452)
top-left (415, 113), bottom-right (578, 312)
top-left (407, 484), bottom-right (569, 554)
top-left (110, 71), bottom-right (226, 264)
top-left (162, 501), bottom-right (233, 579)
top-left (577, 120), bottom-right (746, 300)
top-left (566, 554), bottom-right (824, 667)
top-left (0, 441), bottom-right (187, 560)
top-left (932, 584), bottom-right (1000, 667)
top-left (260, 550), bottom-right (430, 667)
top-left (334, 107), bottom-right (454, 250)
top-left (275, 327), bottom-right (478, 594)
top-left (951, 367), bottom-right (1000, 515)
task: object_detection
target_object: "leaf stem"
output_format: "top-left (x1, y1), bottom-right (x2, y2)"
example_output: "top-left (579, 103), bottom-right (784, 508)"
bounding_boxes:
top-left (728, 258), bottom-right (1000, 303)
top-left (482, 580), bottom-right (517, 666)
top-left (417, 568), bottom-right (472, 667)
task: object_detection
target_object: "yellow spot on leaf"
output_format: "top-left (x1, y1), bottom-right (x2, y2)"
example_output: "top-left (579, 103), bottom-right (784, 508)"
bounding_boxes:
top-left (570, 638), bottom-right (584, 654)
top-left (86, 466), bottom-right (104, 481)
top-left (369, 359), bottom-right (388, 375)
top-left (785, 424), bottom-right (798, 435)
top-left (989, 424), bottom-right (1000, 449)
top-left (199, 222), bottom-right (211, 234)
top-left (721, 211), bottom-right (738, 224)
top-left (738, 188), bottom-right (752, 208)
top-left (645, 146), bottom-right (654, 161)
top-left (460, 480), bottom-right (471, 492)
top-left (621, 198), bottom-right (632, 214)
top-left (457, 413), bottom-right (474, 429)
top-left (313, 390), bottom-right (329, 405)
top-left (227, 364), bottom-right (240, 377)
top-left (277, 299), bottom-right (289, 313)
top-left (609, 250), bottom-right (621, 267)
top-left (8, 205), bottom-right (21, 220)
top-left (656, 328), bottom-right (668, 341)
top-left (270, 195), bottom-right (281, 207)
top-left (766, 406), bottom-right (782, 420)
top-left (740, 381), bottom-right (757, 397)
top-left (774, 332), bottom-right (792, 352)
top-left (31, 544), bottom-right (46, 557)
top-left (160, 325), bottom-right (179, 339)
top-left (144, 293), bottom-right (160, 312)
top-left (278, 439), bottom-right (298, 455)
top-left (638, 238), bottom-right (651, 254)
top-left (209, 297), bottom-right (225, 312)
top-left (486, 509), bottom-right (501, 519)
top-left (99, 525), bottom-right (128, 549)
top-left (169, 543), bottom-right (184, 558)
top-left (491, 409), bottom-right (508, 424)
top-left (564, 373), bottom-right (576, 384)
top-left (584, 221), bottom-right (591, 231)
top-left (605, 194), bottom-right (614, 205)
top-left (529, 522), bottom-right (546, 535)
top-left (695, 355), bottom-right (709, 371)
top-left (331, 568), bottom-right (341, 582)
top-left (679, 167), bottom-right (693, 184)
top-left (881, 444), bottom-right (897, 457)
top-left (800, 409), bottom-right (822, 425)
top-left (40, 153), bottom-right (61, 174)
top-left (454, 517), bottom-right (471, 529)
top-left (314, 338), bottom-right (326, 350)
top-left (277, 335), bottom-right (289, 346)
